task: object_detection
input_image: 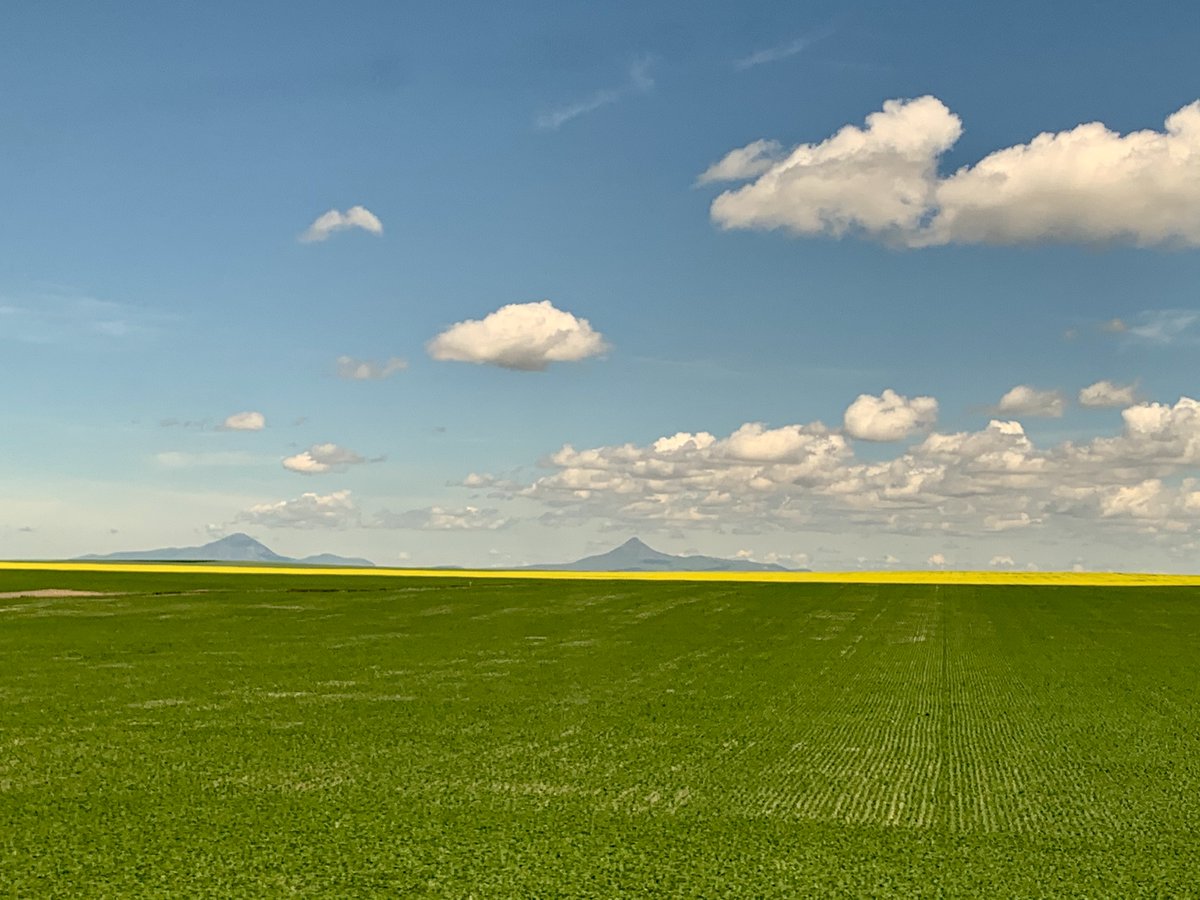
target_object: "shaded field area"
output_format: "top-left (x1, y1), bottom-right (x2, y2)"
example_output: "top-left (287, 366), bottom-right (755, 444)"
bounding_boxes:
top-left (2, 569), bottom-right (1198, 896)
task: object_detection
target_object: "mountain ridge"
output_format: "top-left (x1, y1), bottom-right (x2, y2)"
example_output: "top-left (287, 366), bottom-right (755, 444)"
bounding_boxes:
top-left (522, 537), bottom-right (797, 572)
top-left (77, 533), bottom-right (374, 567)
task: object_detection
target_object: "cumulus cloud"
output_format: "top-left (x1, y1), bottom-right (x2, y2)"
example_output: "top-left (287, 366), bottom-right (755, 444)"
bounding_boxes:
top-left (927, 553), bottom-right (948, 567)
top-left (705, 96), bottom-right (1200, 248)
top-left (994, 385), bottom-right (1065, 418)
top-left (989, 555), bottom-right (1016, 568)
top-left (220, 411), bottom-right (266, 431)
top-left (299, 206), bottom-right (383, 243)
top-left (236, 490), bottom-right (359, 529)
top-left (1079, 380), bottom-right (1137, 408)
top-left (336, 356), bottom-right (407, 380)
top-left (427, 300), bottom-right (609, 371)
top-left (282, 443), bottom-right (367, 475)
top-left (375, 506), bottom-right (510, 530)
top-left (843, 389), bottom-right (938, 441)
top-left (496, 392), bottom-right (1200, 561)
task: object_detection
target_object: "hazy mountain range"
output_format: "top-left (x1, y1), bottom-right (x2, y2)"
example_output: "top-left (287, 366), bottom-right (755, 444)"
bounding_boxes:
top-left (522, 537), bottom-right (794, 572)
top-left (76, 535), bottom-right (792, 572)
top-left (77, 533), bottom-right (375, 567)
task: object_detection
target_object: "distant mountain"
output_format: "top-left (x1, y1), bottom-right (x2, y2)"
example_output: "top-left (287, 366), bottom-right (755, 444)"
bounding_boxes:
top-left (77, 533), bottom-right (374, 567)
top-left (524, 537), bottom-right (795, 572)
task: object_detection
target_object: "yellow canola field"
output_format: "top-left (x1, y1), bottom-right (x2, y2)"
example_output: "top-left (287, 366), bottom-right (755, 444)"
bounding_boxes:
top-left (2, 560), bottom-right (1200, 587)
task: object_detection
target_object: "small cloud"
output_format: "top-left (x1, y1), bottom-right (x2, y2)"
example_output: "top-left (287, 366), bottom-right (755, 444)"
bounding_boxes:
top-left (843, 389), bottom-right (938, 441)
top-left (336, 355), bottom-right (407, 380)
top-left (994, 385), bottom-right (1065, 418)
top-left (1079, 380), bottom-right (1137, 408)
top-left (299, 206), bottom-right (383, 243)
top-left (989, 555), bottom-right (1016, 567)
top-left (427, 300), bottom-right (609, 371)
top-left (220, 411), bottom-right (266, 431)
top-left (236, 489), bottom-right (360, 529)
top-left (282, 443), bottom-right (367, 475)
top-left (927, 553), bottom-right (948, 568)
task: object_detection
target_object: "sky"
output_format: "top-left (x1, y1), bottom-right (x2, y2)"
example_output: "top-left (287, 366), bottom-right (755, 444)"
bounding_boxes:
top-left (3, 0), bottom-right (1200, 571)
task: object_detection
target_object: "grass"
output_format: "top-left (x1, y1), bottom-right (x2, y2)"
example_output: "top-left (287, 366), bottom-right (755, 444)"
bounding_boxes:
top-left (2, 567), bottom-right (1198, 896)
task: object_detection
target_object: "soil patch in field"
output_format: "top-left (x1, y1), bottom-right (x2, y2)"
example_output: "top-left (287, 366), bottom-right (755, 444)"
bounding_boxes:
top-left (0, 589), bottom-right (117, 599)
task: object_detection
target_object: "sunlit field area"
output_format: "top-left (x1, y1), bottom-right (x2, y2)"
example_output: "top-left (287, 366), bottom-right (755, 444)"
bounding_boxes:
top-left (2, 568), bottom-right (1198, 896)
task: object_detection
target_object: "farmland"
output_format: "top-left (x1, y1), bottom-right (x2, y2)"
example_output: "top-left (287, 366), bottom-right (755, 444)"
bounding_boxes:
top-left (2, 568), bottom-right (1198, 896)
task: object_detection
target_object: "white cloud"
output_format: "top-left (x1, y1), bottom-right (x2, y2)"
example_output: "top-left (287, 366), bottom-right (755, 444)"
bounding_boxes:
top-left (843, 389), bottom-right (938, 441)
top-left (427, 300), bottom-right (609, 371)
top-left (535, 58), bottom-right (655, 131)
top-left (500, 392), bottom-right (1200, 558)
top-left (706, 96), bottom-right (1200, 248)
top-left (236, 490), bottom-right (359, 529)
top-left (375, 506), bottom-right (511, 531)
top-left (1100, 318), bottom-right (1128, 333)
top-left (221, 411), bottom-right (266, 431)
top-left (282, 443), bottom-right (367, 475)
top-left (336, 356), bottom-right (407, 380)
top-left (1079, 380), bottom-right (1137, 408)
top-left (927, 553), bottom-right (948, 567)
top-left (989, 555), bottom-right (1016, 567)
top-left (994, 385), bottom-right (1065, 418)
top-left (299, 206), bottom-right (383, 243)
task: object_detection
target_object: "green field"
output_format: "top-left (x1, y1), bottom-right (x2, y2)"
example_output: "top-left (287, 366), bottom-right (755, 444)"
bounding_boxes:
top-left (2, 569), bottom-right (1198, 897)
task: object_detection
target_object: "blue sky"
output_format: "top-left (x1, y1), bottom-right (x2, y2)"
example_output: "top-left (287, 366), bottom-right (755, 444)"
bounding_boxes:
top-left (4, 0), bottom-right (1200, 570)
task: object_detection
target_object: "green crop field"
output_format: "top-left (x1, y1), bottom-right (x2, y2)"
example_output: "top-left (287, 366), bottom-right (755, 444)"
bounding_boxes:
top-left (2, 568), bottom-right (1198, 897)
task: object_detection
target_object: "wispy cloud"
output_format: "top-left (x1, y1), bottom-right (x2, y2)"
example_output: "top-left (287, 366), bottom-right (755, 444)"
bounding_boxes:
top-left (535, 57), bottom-right (655, 131)
top-left (0, 294), bottom-right (164, 345)
top-left (734, 30), bottom-right (831, 71)
top-left (1125, 309), bottom-right (1200, 345)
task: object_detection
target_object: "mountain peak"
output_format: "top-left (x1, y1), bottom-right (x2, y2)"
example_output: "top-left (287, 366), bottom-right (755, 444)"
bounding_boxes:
top-left (619, 537), bottom-right (652, 550)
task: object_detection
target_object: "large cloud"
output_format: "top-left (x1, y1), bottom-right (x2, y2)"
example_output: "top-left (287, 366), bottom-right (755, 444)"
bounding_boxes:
top-left (844, 390), bottom-right (938, 441)
top-left (705, 96), bottom-right (1200, 247)
top-left (427, 300), bottom-right (609, 371)
top-left (299, 206), bottom-right (383, 243)
top-left (282, 443), bottom-right (367, 475)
